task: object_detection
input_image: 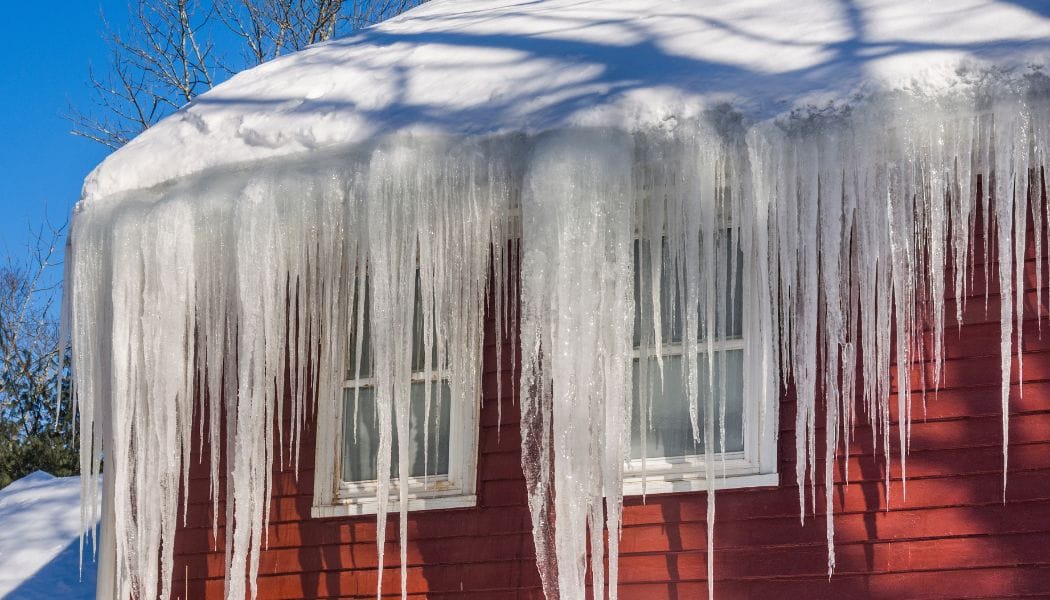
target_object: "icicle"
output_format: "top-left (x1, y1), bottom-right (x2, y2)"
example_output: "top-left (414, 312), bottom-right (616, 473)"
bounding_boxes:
top-left (70, 141), bottom-right (508, 600)
top-left (69, 81), bottom-right (1050, 600)
top-left (519, 129), bottom-right (634, 600)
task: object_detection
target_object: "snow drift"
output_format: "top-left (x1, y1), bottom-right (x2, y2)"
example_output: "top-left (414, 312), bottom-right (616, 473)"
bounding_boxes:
top-left (65, 0), bottom-right (1050, 599)
top-left (0, 472), bottom-right (99, 599)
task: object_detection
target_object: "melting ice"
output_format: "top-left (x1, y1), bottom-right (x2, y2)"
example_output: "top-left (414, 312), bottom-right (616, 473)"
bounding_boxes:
top-left (66, 84), bottom-right (1050, 600)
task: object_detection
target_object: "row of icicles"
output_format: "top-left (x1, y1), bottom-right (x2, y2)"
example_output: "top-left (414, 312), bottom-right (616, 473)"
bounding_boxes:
top-left (65, 92), bottom-right (1050, 600)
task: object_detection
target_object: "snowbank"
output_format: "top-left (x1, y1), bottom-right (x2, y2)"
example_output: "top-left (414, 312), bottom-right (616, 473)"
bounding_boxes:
top-left (0, 471), bottom-right (98, 599)
top-left (82, 0), bottom-right (1050, 203)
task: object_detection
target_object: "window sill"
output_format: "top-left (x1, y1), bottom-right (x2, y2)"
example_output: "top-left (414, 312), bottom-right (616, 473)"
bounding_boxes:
top-left (312, 493), bottom-right (477, 518)
top-left (623, 471), bottom-right (778, 496)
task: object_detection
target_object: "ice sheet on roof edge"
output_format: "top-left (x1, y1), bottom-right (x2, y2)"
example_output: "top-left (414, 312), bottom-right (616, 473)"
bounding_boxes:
top-left (68, 83), bottom-right (1050, 600)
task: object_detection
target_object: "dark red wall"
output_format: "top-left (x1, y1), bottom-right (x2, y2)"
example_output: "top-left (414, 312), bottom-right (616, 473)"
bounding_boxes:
top-left (172, 221), bottom-right (1050, 599)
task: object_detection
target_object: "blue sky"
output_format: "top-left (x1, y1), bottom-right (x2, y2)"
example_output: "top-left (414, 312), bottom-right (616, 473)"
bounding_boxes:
top-left (0, 1), bottom-right (127, 257)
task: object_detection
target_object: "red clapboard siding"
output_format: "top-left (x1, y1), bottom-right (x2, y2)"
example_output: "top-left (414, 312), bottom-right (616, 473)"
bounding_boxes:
top-left (172, 215), bottom-right (1050, 599)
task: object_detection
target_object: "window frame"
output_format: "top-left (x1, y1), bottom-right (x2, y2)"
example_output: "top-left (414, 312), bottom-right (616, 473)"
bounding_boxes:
top-left (311, 276), bottom-right (481, 519)
top-left (622, 236), bottom-right (778, 496)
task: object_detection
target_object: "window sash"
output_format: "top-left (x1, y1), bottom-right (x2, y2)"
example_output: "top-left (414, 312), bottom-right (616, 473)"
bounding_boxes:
top-left (630, 233), bottom-right (749, 477)
top-left (315, 267), bottom-right (483, 517)
top-left (631, 346), bottom-right (745, 456)
top-left (339, 269), bottom-right (458, 492)
top-left (340, 379), bottom-right (452, 478)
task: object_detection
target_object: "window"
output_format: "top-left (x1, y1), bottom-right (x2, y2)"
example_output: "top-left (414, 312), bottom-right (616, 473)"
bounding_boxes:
top-left (312, 273), bottom-right (479, 517)
top-left (624, 236), bottom-right (777, 495)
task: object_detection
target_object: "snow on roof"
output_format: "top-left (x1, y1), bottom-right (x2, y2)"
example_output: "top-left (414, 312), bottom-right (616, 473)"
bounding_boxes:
top-left (0, 471), bottom-right (98, 599)
top-left (84, 0), bottom-right (1050, 202)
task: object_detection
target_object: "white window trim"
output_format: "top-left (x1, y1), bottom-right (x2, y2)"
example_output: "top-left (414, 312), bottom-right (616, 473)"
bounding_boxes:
top-left (313, 369), bottom-right (481, 517)
top-left (312, 332), bottom-right (481, 517)
top-left (622, 275), bottom-right (778, 496)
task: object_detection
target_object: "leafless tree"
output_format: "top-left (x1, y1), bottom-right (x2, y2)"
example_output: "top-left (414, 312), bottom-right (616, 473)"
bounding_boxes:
top-left (0, 222), bottom-right (64, 399)
top-left (68, 0), bottom-right (218, 149)
top-left (0, 221), bottom-right (72, 488)
top-left (217, 0), bottom-right (344, 63)
top-left (69, 0), bottom-right (427, 150)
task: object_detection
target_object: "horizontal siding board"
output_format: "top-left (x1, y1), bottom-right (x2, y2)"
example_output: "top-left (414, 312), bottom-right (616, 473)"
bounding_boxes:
top-left (620, 500), bottom-right (1050, 550)
top-left (618, 566), bottom-right (1050, 599)
top-left (617, 532), bottom-right (1050, 581)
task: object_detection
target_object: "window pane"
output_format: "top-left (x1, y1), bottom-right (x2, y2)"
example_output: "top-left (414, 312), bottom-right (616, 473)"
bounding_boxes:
top-left (633, 240), bottom-right (683, 346)
top-left (633, 238), bottom-right (744, 346)
top-left (347, 273), bottom-right (442, 377)
top-left (630, 349), bottom-right (744, 459)
top-left (347, 275), bottom-right (372, 379)
top-left (341, 381), bottom-right (452, 482)
top-left (411, 276), bottom-right (443, 372)
top-left (721, 243), bottom-right (744, 339)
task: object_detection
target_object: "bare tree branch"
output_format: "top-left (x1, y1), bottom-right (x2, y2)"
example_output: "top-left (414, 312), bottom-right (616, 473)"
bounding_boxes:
top-left (0, 218), bottom-right (75, 486)
top-left (68, 0), bottom-right (429, 149)
top-left (0, 218), bottom-right (65, 417)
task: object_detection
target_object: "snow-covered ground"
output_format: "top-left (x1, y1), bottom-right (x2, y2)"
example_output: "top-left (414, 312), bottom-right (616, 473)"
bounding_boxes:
top-left (0, 472), bottom-right (98, 599)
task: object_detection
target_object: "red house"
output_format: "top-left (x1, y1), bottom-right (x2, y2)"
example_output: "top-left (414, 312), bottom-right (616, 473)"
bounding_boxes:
top-left (68, 1), bottom-right (1050, 598)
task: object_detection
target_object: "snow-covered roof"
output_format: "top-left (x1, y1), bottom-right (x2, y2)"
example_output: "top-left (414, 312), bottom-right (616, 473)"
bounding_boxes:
top-left (0, 471), bottom-right (98, 599)
top-left (83, 0), bottom-right (1050, 203)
